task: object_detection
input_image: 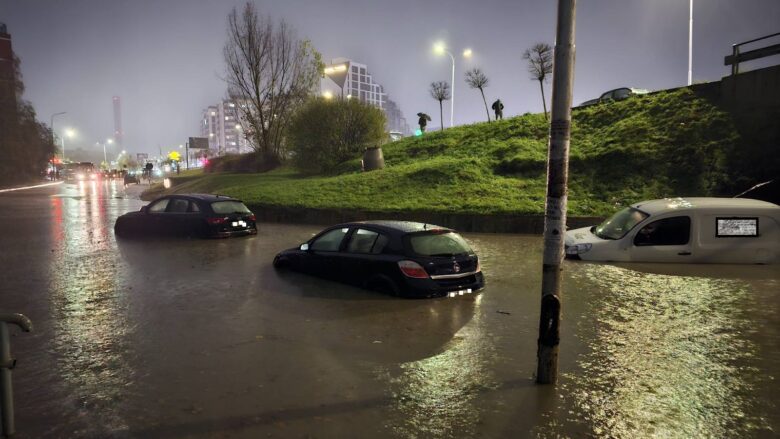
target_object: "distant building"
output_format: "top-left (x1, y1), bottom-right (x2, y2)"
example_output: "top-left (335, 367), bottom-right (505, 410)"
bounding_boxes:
top-left (384, 98), bottom-right (410, 136)
top-left (323, 58), bottom-right (410, 136)
top-left (200, 100), bottom-right (251, 156)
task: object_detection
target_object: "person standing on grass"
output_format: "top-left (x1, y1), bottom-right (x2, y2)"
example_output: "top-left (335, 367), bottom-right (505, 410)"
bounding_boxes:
top-left (492, 99), bottom-right (504, 120)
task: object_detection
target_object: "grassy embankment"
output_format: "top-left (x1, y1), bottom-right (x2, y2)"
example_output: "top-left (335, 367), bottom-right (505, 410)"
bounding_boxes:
top-left (149, 88), bottom-right (739, 217)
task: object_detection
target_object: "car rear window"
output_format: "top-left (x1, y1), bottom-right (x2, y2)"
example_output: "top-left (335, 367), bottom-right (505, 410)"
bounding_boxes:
top-left (211, 201), bottom-right (251, 214)
top-left (409, 232), bottom-right (472, 256)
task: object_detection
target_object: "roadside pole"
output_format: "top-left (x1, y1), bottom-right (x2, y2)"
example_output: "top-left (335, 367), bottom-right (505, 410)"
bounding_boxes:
top-left (536, 0), bottom-right (576, 385)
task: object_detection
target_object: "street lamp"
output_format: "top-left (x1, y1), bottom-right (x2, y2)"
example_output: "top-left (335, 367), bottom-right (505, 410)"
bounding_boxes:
top-left (99, 138), bottom-right (113, 165)
top-left (433, 41), bottom-right (462, 128)
top-left (322, 90), bottom-right (334, 100)
top-left (62, 128), bottom-right (76, 161)
top-left (50, 112), bottom-right (66, 157)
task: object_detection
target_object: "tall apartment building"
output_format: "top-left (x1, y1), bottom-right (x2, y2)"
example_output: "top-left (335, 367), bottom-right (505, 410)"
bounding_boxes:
top-left (324, 58), bottom-right (410, 135)
top-left (200, 100), bottom-right (251, 156)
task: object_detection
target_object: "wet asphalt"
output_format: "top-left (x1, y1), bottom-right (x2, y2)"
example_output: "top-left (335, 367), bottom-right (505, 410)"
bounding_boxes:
top-left (0, 180), bottom-right (778, 438)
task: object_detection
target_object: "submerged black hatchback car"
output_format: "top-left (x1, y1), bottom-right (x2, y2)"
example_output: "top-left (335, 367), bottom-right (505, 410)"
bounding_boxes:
top-left (273, 221), bottom-right (484, 298)
top-left (115, 194), bottom-right (257, 238)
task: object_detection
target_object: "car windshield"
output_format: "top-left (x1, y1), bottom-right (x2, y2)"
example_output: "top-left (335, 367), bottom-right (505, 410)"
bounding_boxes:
top-left (211, 201), bottom-right (251, 214)
top-left (594, 207), bottom-right (649, 240)
top-left (409, 232), bottom-right (472, 256)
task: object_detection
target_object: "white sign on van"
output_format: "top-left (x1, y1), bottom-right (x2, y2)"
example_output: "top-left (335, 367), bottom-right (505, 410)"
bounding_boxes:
top-left (716, 217), bottom-right (758, 237)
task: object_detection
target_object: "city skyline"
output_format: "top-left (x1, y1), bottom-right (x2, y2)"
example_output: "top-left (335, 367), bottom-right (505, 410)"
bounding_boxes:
top-left (1, 0), bottom-right (778, 156)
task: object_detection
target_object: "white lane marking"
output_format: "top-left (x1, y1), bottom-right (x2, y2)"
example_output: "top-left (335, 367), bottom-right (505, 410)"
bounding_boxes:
top-left (0, 181), bottom-right (64, 193)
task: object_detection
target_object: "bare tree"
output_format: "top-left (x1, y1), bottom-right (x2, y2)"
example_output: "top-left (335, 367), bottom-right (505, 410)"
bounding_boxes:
top-left (429, 81), bottom-right (451, 131)
top-left (223, 3), bottom-right (323, 167)
top-left (523, 43), bottom-right (553, 120)
top-left (465, 68), bottom-right (491, 122)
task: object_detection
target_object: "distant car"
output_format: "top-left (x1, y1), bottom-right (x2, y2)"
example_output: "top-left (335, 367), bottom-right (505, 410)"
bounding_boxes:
top-left (114, 194), bottom-right (257, 238)
top-left (123, 172), bottom-right (139, 186)
top-left (565, 197), bottom-right (780, 264)
top-left (577, 87), bottom-right (650, 108)
top-left (273, 220), bottom-right (485, 298)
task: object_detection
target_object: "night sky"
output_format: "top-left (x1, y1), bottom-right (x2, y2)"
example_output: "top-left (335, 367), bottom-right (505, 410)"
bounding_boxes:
top-left (1, 0), bottom-right (778, 158)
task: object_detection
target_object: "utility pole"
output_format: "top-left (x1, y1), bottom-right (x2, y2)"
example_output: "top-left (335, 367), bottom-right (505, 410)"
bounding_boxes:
top-left (536, 0), bottom-right (576, 385)
top-left (688, 0), bottom-right (693, 85)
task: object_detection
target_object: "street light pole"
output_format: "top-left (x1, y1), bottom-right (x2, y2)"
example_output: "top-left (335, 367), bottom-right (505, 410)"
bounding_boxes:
top-left (447, 50), bottom-right (455, 128)
top-left (50, 111), bottom-right (66, 156)
top-left (688, 0), bottom-right (693, 85)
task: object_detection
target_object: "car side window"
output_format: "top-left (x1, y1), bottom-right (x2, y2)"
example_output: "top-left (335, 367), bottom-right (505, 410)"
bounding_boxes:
top-left (189, 202), bottom-right (200, 213)
top-left (148, 199), bottom-right (169, 213)
top-left (310, 228), bottom-right (349, 252)
top-left (347, 229), bottom-right (379, 254)
top-left (613, 88), bottom-right (631, 99)
top-left (371, 234), bottom-right (389, 254)
top-left (167, 198), bottom-right (190, 213)
top-left (633, 216), bottom-right (691, 246)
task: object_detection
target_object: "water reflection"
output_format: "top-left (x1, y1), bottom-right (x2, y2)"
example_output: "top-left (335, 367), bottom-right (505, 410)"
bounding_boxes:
top-left (47, 180), bottom-right (135, 435)
top-left (563, 263), bottom-right (772, 438)
top-left (382, 296), bottom-right (498, 438)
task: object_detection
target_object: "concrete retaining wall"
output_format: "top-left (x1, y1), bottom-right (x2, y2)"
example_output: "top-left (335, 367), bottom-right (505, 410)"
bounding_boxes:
top-left (248, 204), bottom-right (603, 235)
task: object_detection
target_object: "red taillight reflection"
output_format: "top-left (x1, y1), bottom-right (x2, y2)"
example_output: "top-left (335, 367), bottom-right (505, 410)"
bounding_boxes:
top-left (248, 214), bottom-right (256, 221)
top-left (398, 260), bottom-right (429, 278)
top-left (206, 217), bottom-right (227, 225)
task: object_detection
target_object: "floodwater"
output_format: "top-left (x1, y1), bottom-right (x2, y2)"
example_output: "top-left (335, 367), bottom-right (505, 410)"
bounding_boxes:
top-left (0, 180), bottom-right (777, 438)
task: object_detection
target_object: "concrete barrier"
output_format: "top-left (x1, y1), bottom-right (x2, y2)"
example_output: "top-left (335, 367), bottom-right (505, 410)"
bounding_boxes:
top-left (248, 204), bottom-right (603, 234)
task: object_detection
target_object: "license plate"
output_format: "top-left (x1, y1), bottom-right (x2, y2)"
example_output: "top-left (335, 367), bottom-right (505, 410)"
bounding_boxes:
top-left (231, 220), bottom-right (247, 228)
top-left (447, 288), bottom-right (473, 298)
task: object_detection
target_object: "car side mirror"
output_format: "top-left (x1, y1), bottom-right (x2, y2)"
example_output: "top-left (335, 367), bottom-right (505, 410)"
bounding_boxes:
top-left (300, 243), bottom-right (309, 251)
top-left (141, 206), bottom-right (149, 214)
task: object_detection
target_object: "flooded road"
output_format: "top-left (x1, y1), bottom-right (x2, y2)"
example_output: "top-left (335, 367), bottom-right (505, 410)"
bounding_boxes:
top-left (0, 180), bottom-right (777, 438)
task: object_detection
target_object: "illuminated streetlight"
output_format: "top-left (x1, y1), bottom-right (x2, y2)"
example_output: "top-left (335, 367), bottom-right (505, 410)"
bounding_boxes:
top-left (61, 128), bottom-right (76, 161)
top-left (432, 42), bottom-right (474, 128)
top-left (50, 111), bottom-right (66, 158)
top-left (322, 91), bottom-right (334, 100)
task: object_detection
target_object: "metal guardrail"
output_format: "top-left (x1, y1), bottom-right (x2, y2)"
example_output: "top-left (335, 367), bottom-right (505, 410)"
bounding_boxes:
top-left (725, 32), bottom-right (780, 75)
top-left (0, 313), bottom-right (32, 438)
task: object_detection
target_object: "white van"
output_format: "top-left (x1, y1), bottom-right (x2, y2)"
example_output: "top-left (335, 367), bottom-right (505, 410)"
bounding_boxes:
top-left (565, 198), bottom-right (780, 264)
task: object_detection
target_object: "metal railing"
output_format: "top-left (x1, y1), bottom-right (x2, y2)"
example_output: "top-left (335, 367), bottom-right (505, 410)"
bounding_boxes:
top-left (0, 313), bottom-right (32, 438)
top-left (725, 32), bottom-right (780, 75)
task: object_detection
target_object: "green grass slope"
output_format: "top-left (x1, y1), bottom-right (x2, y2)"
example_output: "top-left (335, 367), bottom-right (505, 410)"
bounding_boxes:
top-left (157, 88), bottom-right (740, 217)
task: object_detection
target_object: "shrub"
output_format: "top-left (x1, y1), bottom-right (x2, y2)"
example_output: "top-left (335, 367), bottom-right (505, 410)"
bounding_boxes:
top-left (288, 97), bottom-right (386, 174)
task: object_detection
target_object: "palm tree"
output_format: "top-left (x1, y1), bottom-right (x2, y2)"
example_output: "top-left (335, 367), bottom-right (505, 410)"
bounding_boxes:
top-left (465, 68), bottom-right (491, 122)
top-left (523, 43), bottom-right (553, 120)
top-left (429, 81), bottom-right (451, 131)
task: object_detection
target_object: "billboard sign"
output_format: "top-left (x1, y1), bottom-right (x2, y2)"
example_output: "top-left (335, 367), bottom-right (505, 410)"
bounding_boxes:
top-left (189, 137), bottom-right (210, 149)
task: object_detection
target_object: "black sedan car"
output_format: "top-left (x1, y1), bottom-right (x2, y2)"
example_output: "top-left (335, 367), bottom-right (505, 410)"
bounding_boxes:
top-left (273, 221), bottom-right (484, 298)
top-left (115, 194), bottom-right (257, 238)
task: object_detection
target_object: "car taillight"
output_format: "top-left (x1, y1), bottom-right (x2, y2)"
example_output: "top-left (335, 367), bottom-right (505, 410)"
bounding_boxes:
top-left (476, 259), bottom-right (481, 273)
top-left (398, 260), bottom-right (429, 279)
top-left (206, 217), bottom-right (227, 225)
top-left (247, 214), bottom-right (256, 221)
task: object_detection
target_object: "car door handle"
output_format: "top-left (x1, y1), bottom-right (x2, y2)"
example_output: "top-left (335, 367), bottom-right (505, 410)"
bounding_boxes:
top-left (678, 251), bottom-right (692, 256)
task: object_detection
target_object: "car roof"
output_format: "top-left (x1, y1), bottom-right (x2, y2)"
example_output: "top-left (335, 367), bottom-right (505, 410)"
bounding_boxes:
top-left (336, 220), bottom-right (454, 235)
top-left (631, 197), bottom-right (780, 216)
top-left (160, 193), bottom-right (240, 203)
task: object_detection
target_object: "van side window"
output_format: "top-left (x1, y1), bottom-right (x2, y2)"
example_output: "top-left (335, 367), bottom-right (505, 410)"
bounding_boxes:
top-left (633, 216), bottom-right (691, 246)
